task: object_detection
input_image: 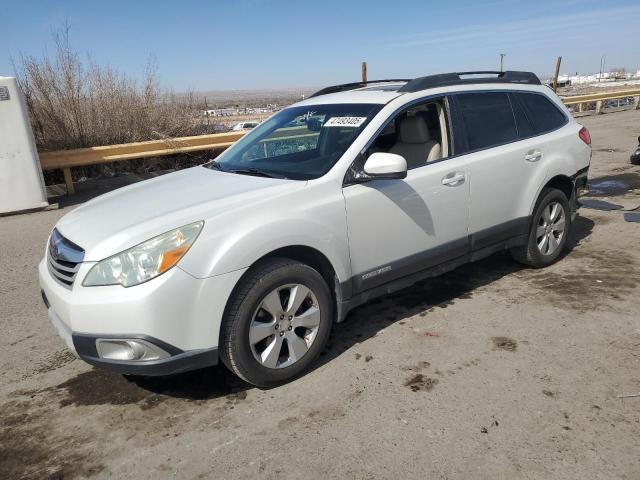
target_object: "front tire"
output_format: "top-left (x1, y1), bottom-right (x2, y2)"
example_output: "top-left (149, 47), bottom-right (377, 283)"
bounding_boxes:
top-left (220, 258), bottom-right (333, 388)
top-left (511, 188), bottom-right (571, 268)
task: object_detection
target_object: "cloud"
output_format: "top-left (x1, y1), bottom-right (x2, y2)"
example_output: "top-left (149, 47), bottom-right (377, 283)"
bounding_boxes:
top-left (390, 4), bottom-right (640, 48)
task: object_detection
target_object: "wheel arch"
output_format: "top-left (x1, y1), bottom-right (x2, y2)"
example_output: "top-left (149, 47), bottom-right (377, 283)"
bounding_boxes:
top-left (219, 245), bottom-right (346, 346)
top-left (255, 245), bottom-right (340, 299)
top-left (544, 174), bottom-right (574, 201)
top-left (530, 174), bottom-right (574, 215)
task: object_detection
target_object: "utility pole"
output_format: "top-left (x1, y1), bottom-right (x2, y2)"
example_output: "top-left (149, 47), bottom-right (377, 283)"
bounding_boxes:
top-left (552, 56), bottom-right (562, 92)
top-left (361, 61), bottom-right (367, 83)
top-left (499, 53), bottom-right (506, 72)
top-left (599, 54), bottom-right (606, 82)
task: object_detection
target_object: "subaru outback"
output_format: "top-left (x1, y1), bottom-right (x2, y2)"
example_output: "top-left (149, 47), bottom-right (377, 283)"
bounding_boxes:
top-left (40, 71), bottom-right (591, 387)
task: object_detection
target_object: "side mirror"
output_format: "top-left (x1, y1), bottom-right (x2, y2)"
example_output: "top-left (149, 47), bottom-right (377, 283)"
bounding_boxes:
top-left (363, 152), bottom-right (407, 179)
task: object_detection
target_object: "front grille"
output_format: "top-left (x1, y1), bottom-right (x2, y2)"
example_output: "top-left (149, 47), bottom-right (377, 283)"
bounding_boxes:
top-left (47, 229), bottom-right (84, 287)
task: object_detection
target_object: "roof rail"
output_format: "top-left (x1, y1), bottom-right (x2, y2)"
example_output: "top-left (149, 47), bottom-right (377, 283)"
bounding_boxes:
top-left (309, 79), bottom-right (410, 98)
top-left (398, 71), bottom-right (541, 93)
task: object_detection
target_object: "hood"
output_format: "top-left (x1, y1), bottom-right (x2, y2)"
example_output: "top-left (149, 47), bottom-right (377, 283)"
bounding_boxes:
top-left (56, 166), bottom-right (302, 261)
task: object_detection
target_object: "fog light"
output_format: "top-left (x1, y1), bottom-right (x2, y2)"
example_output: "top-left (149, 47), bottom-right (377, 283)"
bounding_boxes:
top-left (96, 339), bottom-right (170, 361)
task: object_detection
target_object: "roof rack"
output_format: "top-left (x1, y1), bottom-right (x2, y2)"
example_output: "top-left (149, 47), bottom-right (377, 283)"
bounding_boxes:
top-left (398, 71), bottom-right (541, 92)
top-left (309, 79), bottom-right (410, 98)
top-left (309, 71), bottom-right (541, 99)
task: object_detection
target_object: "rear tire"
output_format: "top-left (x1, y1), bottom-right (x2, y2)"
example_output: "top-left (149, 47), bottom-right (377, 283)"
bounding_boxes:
top-left (511, 188), bottom-right (571, 268)
top-left (220, 258), bottom-right (333, 388)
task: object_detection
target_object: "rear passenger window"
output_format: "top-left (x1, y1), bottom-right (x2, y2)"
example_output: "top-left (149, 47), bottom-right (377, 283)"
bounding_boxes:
top-left (517, 92), bottom-right (567, 134)
top-left (456, 92), bottom-right (518, 151)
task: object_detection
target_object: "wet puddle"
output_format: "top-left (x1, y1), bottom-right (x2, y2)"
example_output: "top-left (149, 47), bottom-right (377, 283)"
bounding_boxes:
top-left (593, 148), bottom-right (624, 153)
top-left (588, 173), bottom-right (640, 197)
top-left (579, 199), bottom-right (623, 211)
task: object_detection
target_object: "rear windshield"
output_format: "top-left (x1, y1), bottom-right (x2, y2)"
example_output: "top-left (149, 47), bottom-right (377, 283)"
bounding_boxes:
top-left (207, 103), bottom-right (382, 180)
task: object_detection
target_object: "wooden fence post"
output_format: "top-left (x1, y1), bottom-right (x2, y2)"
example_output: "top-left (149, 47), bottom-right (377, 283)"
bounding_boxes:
top-left (62, 167), bottom-right (75, 195)
top-left (552, 56), bottom-right (562, 93)
top-left (361, 62), bottom-right (367, 83)
top-left (595, 100), bottom-right (603, 114)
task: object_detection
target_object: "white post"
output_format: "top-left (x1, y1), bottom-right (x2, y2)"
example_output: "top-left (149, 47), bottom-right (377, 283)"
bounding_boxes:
top-left (0, 76), bottom-right (49, 215)
top-left (595, 100), bottom-right (603, 114)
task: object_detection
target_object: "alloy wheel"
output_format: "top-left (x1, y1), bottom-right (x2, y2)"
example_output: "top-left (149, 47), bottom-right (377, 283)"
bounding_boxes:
top-left (249, 284), bottom-right (321, 369)
top-left (536, 201), bottom-right (565, 255)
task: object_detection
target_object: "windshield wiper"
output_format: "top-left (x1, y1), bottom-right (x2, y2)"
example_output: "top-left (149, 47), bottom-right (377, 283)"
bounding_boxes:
top-left (207, 161), bottom-right (285, 179)
top-left (205, 160), bottom-right (225, 171)
top-left (227, 168), bottom-right (282, 179)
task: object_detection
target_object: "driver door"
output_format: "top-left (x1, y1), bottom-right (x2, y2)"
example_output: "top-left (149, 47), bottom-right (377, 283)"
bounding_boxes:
top-left (342, 98), bottom-right (470, 294)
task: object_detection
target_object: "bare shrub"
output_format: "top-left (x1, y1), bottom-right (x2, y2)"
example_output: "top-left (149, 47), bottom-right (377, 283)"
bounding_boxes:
top-left (14, 25), bottom-right (205, 183)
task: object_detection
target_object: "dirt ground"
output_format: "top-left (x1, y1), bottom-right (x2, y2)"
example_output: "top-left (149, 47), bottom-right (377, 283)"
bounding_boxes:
top-left (1, 110), bottom-right (640, 480)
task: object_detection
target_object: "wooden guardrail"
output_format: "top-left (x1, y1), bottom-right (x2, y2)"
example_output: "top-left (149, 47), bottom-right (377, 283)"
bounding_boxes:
top-left (561, 88), bottom-right (640, 114)
top-left (39, 131), bottom-right (246, 194)
top-left (561, 88), bottom-right (640, 105)
top-left (39, 89), bottom-right (640, 195)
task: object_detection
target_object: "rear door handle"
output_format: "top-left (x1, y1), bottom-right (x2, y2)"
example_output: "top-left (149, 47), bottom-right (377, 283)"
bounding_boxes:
top-left (524, 150), bottom-right (543, 162)
top-left (442, 172), bottom-right (465, 186)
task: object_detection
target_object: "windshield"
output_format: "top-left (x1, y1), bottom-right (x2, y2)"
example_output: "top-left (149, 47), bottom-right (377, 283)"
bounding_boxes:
top-left (206, 103), bottom-right (382, 180)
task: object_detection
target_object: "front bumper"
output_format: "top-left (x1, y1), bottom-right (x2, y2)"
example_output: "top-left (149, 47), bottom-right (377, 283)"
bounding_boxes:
top-left (72, 331), bottom-right (218, 376)
top-left (39, 259), bottom-right (246, 376)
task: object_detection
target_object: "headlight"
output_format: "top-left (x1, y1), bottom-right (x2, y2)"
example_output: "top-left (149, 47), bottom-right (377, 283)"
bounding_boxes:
top-left (83, 221), bottom-right (203, 287)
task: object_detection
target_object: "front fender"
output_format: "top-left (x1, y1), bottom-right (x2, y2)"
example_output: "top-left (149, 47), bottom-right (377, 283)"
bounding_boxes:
top-left (178, 182), bottom-right (351, 286)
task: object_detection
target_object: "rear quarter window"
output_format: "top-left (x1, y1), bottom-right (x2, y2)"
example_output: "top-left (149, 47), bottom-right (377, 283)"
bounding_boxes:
top-left (516, 92), bottom-right (567, 134)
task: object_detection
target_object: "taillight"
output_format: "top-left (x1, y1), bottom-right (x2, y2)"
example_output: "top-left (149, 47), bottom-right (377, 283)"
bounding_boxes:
top-left (579, 126), bottom-right (591, 145)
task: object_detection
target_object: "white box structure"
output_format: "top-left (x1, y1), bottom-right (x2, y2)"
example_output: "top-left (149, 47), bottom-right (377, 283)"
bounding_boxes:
top-left (0, 76), bottom-right (48, 215)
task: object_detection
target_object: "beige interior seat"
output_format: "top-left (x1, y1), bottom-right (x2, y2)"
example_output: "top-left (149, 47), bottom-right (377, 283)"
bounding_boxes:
top-left (390, 116), bottom-right (441, 169)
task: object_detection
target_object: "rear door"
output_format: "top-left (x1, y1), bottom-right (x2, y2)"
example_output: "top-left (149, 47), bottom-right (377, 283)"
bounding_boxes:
top-left (452, 91), bottom-right (550, 251)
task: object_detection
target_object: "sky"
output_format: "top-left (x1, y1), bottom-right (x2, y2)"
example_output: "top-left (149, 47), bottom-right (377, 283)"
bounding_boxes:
top-left (1, 0), bottom-right (639, 92)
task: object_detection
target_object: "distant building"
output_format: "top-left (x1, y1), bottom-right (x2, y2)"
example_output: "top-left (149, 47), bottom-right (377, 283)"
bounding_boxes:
top-left (554, 75), bottom-right (571, 87)
top-left (202, 108), bottom-right (239, 117)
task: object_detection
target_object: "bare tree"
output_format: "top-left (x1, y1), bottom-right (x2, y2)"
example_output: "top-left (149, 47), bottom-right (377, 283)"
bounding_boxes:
top-left (14, 24), bottom-right (198, 152)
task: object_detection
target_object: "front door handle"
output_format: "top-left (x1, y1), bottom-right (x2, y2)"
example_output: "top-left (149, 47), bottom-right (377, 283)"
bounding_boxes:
top-left (525, 150), bottom-right (543, 162)
top-left (442, 172), bottom-right (465, 186)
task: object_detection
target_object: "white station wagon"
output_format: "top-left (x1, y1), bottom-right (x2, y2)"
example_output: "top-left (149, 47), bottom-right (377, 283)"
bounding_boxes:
top-left (40, 71), bottom-right (591, 387)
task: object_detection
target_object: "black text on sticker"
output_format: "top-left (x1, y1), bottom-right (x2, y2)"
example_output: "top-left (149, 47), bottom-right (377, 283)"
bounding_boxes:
top-left (324, 117), bottom-right (367, 128)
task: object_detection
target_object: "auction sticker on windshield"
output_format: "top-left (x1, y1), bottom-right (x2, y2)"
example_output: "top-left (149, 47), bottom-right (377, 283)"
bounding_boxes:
top-left (324, 117), bottom-right (367, 128)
